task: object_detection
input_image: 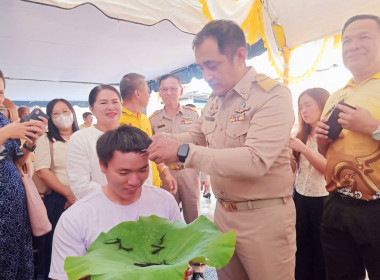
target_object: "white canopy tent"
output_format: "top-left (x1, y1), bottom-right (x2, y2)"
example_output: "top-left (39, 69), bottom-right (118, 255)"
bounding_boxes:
top-left (1, 0), bottom-right (380, 101)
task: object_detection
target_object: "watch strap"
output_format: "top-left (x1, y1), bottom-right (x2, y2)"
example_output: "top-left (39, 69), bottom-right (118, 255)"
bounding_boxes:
top-left (23, 141), bottom-right (36, 152)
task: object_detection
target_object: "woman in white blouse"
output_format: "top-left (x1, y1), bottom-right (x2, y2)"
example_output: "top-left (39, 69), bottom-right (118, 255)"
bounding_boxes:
top-left (34, 98), bottom-right (79, 279)
top-left (66, 85), bottom-right (123, 200)
top-left (289, 88), bottom-right (329, 280)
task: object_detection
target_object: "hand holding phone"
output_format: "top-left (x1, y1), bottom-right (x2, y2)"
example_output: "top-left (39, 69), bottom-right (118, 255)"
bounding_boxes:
top-left (326, 101), bottom-right (356, 140)
top-left (25, 108), bottom-right (49, 122)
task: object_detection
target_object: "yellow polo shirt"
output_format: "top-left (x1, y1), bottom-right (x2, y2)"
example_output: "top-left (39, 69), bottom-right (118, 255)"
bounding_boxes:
top-left (118, 107), bottom-right (161, 187)
top-left (322, 72), bottom-right (380, 200)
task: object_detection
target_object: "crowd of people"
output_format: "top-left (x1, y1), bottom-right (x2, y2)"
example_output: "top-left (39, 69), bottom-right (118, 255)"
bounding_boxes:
top-left (0, 13), bottom-right (380, 280)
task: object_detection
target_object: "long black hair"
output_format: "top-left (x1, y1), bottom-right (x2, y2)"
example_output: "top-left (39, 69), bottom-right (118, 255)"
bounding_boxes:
top-left (46, 99), bottom-right (79, 142)
top-left (293, 88), bottom-right (329, 164)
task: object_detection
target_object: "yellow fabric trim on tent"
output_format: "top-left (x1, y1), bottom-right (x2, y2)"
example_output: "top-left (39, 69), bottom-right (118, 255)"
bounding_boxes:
top-left (240, 0), bottom-right (261, 45)
top-left (198, 0), bottom-right (341, 85)
top-left (199, 0), bottom-right (213, 22)
top-left (333, 34), bottom-right (341, 49)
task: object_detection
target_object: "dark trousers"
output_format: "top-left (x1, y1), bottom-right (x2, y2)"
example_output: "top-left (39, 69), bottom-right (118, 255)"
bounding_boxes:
top-left (37, 191), bottom-right (66, 280)
top-left (294, 192), bottom-right (326, 280)
top-left (320, 193), bottom-right (380, 280)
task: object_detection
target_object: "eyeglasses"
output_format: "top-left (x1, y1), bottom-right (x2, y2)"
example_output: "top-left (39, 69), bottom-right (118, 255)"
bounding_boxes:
top-left (159, 87), bottom-right (179, 93)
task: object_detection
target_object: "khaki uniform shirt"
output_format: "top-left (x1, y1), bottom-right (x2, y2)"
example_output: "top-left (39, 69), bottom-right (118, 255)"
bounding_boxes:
top-left (167, 67), bottom-right (294, 201)
top-left (150, 105), bottom-right (199, 135)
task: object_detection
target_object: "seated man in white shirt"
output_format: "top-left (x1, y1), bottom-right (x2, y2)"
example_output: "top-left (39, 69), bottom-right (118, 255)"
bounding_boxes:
top-left (49, 125), bottom-right (181, 280)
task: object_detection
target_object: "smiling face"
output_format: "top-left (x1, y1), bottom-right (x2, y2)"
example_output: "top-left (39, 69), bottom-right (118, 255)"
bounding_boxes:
top-left (159, 77), bottom-right (183, 107)
top-left (299, 94), bottom-right (322, 128)
top-left (100, 150), bottom-right (150, 205)
top-left (342, 18), bottom-right (380, 83)
top-left (90, 89), bottom-right (122, 129)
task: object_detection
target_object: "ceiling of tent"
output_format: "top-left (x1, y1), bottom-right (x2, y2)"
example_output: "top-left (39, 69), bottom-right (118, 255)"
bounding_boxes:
top-left (1, 0), bottom-right (380, 101)
top-left (0, 0), bottom-right (201, 101)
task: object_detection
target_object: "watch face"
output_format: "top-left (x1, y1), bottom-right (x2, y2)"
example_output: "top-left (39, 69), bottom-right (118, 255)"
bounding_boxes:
top-left (177, 144), bottom-right (189, 163)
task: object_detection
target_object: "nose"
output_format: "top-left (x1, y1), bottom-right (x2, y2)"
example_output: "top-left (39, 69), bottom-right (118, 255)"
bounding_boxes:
top-left (345, 38), bottom-right (361, 52)
top-left (202, 69), bottom-right (214, 84)
top-left (127, 172), bottom-right (141, 187)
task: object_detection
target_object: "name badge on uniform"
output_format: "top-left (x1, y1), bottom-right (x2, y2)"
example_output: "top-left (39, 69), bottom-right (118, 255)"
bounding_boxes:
top-left (158, 124), bottom-right (165, 129)
top-left (205, 116), bottom-right (215, 122)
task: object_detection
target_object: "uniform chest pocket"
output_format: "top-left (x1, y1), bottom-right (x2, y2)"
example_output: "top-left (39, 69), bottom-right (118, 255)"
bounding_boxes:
top-left (154, 124), bottom-right (167, 134)
top-left (226, 121), bottom-right (250, 147)
top-left (179, 123), bottom-right (193, 133)
top-left (201, 121), bottom-right (216, 146)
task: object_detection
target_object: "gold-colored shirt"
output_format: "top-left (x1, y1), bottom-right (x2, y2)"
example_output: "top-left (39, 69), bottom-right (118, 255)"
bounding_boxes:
top-left (167, 67), bottom-right (295, 201)
top-left (322, 72), bottom-right (380, 200)
top-left (118, 107), bottom-right (161, 187)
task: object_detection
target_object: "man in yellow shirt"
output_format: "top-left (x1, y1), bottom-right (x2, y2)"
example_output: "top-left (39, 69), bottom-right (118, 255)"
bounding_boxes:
top-left (118, 73), bottom-right (176, 194)
top-left (316, 15), bottom-right (380, 280)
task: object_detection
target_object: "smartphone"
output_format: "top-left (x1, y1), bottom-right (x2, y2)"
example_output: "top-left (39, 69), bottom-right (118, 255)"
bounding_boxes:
top-left (326, 101), bottom-right (356, 140)
top-left (25, 108), bottom-right (50, 122)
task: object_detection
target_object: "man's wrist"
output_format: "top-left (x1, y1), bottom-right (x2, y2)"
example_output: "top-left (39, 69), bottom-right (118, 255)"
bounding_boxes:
top-left (366, 119), bottom-right (380, 135)
top-left (177, 144), bottom-right (189, 163)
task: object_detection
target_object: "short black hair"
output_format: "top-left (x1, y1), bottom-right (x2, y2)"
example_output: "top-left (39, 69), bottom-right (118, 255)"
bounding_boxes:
top-left (159, 74), bottom-right (182, 87)
top-left (46, 98), bottom-right (79, 142)
top-left (82, 112), bottom-right (92, 120)
top-left (88, 84), bottom-right (121, 107)
top-left (342, 14), bottom-right (380, 35)
top-left (193, 20), bottom-right (247, 59)
top-left (96, 125), bottom-right (152, 167)
top-left (120, 73), bottom-right (145, 100)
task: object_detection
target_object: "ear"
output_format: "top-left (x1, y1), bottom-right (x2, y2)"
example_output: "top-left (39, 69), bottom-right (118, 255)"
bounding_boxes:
top-left (134, 89), bottom-right (141, 98)
top-left (235, 47), bottom-right (247, 64)
top-left (89, 106), bottom-right (94, 114)
top-left (99, 159), bottom-right (107, 174)
top-left (179, 86), bottom-right (184, 97)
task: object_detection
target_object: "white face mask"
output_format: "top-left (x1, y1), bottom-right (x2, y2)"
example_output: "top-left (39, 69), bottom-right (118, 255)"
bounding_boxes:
top-left (52, 113), bottom-right (74, 129)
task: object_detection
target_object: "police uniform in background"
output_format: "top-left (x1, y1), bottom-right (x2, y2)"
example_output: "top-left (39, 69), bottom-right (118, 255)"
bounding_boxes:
top-left (150, 105), bottom-right (207, 223)
top-left (165, 68), bottom-right (296, 279)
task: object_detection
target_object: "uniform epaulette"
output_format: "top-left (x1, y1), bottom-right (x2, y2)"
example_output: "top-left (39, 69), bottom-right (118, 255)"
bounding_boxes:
top-left (255, 74), bottom-right (281, 92)
top-left (184, 105), bottom-right (198, 112)
top-left (149, 110), bottom-right (161, 120)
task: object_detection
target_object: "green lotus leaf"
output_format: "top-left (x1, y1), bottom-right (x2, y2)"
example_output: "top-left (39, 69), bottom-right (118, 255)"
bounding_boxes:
top-left (64, 215), bottom-right (235, 280)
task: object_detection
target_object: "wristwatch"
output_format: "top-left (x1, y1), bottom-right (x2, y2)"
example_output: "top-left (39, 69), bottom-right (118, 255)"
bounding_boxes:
top-left (177, 144), bottom-right (190, 163)
top-left (371, 124), bottom-right (380, 141)
top-left (23, 141), bottom-right (36, 152)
